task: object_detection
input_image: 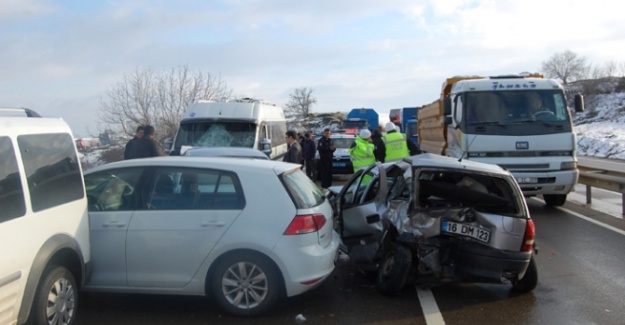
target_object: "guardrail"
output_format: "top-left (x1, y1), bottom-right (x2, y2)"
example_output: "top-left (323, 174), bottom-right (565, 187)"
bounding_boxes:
top-left (577, 164), bottom-right (625, 216)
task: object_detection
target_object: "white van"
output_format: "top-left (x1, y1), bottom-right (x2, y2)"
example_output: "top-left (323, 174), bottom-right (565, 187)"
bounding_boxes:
top-left (0, 108), bottom-right (89, 325)
top-left (169, 98), bottom-right (288, 159)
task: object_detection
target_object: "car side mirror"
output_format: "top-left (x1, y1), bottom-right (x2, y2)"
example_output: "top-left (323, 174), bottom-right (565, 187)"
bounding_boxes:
top-left (260, 138), bottom-right (272, 156)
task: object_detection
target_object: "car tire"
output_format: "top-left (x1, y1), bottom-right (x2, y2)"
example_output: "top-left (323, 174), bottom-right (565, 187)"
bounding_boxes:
top-left (376, 244), bottom-right (412, 296)
top-left (543, 194), bottom-right (567, 206)
top-left (512, 256), bottom-right (538, 293)
top-left (29, 265), bottom-right (78, 325)
top-left (210, 252), bottom-right (282, 316)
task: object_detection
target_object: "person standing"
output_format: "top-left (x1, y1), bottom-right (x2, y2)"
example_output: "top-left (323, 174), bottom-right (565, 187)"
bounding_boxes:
top-left (349, 129), bottom-right (376, 172)
top-left (302, 132), bottom-right (317, 180)
top-left (124, 125), bottom-right (144, 160)
top-left (132, 125), bottom-right (164, 159)
top-left (371, 126), bottom-right (385, 162)
top-left (317, 128), bottom-right (336, 188)
top-left (381, 122), bottom-right (410, 163)
top-left (283, 130), bottom-right (303, 164)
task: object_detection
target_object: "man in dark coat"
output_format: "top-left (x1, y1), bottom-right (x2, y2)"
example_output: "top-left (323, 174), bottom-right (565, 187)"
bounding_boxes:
top-left (132, 125), bottom-right (164, 158)
top-left (371, 127), bottom-right (385, 162)
top-left (124, 125), bottom-right (144, 160)
top-left (302, 132), bottom-right (317, 179)
top-left (317, 128), bottom-right (336, 188)
top-left (283, 130), bottom-right (303, 164)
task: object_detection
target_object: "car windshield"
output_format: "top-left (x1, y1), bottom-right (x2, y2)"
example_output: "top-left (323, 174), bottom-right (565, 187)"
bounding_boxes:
top-left (281, 168), bottom-right (325, 209)
top-left (174, 121), bottom-right (257, 150)
top-left (332, 137), bottom-right (355, 148)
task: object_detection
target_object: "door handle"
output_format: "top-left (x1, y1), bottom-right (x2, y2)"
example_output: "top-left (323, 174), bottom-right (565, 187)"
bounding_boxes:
top-left (201, 221), bottom-right (226, 227)
top-left (103, 221), bottom-right (126, 228)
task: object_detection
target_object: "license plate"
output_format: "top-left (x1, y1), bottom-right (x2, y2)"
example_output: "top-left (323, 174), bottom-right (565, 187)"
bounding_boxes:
top-left (333, 162), bottom-right (346, 168)
top-left (442, 221), bottom-right (491, 243)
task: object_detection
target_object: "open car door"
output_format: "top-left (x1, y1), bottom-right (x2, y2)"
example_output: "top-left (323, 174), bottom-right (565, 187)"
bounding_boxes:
top-left (336, 161), bottom-right (411, 264)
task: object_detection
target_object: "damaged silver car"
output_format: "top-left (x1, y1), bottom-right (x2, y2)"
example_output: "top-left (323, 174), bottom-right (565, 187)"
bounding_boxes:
top-left (332, 153), bottom-right (538, 295)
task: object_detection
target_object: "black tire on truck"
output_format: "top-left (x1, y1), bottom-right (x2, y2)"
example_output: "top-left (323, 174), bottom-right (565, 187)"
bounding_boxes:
top-left (543, 194), bottom-right (567, 206)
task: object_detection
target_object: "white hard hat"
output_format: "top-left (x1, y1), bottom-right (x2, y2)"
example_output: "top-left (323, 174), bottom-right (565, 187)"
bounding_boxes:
top-left (385, 122), bottom-right (397, 132)
top-left (359, 129), bottom-right (372, 139)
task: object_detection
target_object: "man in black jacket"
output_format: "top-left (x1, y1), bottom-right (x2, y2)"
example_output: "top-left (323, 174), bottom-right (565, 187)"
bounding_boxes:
top-left (132, 125), bottom-right (164, 158)
top-left (283, 130), bottom-right (303, 164)
top-left (302, 131), bottom-right (317, 179)
top-left (317, 128), bottom-right (336, 188)
top-left (124, 125), bottom-right (144, 160)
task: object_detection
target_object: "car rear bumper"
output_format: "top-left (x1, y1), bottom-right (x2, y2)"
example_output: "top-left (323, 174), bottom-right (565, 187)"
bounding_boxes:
top-left (272, 230), bottom-right (340, 297)
top-left (450, 240), bottom-right (532, 283)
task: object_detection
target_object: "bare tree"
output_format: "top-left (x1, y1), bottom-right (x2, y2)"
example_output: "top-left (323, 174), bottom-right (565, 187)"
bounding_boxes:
top-left (98, 66), bottom-right (232, 141)
top-left (618, 61), bottom-right (625, 77)
top-left (602, 60), bottom-right (617, 77)
top-left (541, 50), bottom-right (588, 85)
top-left (284, 87), bottom-right (317, 121)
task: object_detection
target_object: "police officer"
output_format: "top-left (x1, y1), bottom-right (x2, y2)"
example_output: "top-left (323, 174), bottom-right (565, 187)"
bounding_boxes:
top-left (349, 129), bottom-right (376, 172)
top-left (317, 128), bottom-right (336, 188)
top-left (381, 122), bottom-right (409, 163)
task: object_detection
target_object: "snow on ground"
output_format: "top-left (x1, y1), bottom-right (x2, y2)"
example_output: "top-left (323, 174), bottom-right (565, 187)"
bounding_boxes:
top-left (574, 91), bottom-right (625, 161)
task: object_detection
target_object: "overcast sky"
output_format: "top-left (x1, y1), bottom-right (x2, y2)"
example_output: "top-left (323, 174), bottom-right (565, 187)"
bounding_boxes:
top-left (2, 0), bottom-right (624, 136)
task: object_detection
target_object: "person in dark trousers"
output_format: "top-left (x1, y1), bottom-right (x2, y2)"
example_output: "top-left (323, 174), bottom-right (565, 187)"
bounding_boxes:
top-left (302, 132), bottom-right (317, 180)
top-left (132, 125), bottom-right (164, 159)
top-left (371, 126), bottom-right (385, 162)
top-left (317, 128), bottom-right (336, 188)
top-left (124, 125), bottom-right (144, 160)
top-left (283, 130), bottom-right (303, 164)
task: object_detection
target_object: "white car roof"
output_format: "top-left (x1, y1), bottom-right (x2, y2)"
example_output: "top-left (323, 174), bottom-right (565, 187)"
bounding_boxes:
top-left (85, 156), bottom-right (299, 175)
top-left (409, 153), bottom-right (511, 176)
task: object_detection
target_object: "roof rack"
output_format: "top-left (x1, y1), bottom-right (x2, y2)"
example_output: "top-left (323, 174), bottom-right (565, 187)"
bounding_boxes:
top-left (0, 107), bottom-right (42, 117)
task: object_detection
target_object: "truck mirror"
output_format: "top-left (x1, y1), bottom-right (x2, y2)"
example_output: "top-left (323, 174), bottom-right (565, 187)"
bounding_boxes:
top-left (574, 94), bottom-right (585, 112)
top-left (163, 138), bottom-right (174, 154)
top-left (260, 138), bottom-right (272, 156)
top-left (443, 97), bottom-right (452, 115)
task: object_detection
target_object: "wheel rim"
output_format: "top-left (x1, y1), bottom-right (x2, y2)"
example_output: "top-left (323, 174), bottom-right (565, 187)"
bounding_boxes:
top-left (46, 277), bottom-right (75, 325)
top-left (221, 261), bottom-right (269, 310)
top-left (380, 253), bottom-right (396, 278)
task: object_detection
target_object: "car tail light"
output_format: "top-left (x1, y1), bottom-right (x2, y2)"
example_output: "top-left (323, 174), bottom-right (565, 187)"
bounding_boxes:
top-left (283, 214), bottom-right (327, 235)
top-left (521, 219), bottom-right (536, 252)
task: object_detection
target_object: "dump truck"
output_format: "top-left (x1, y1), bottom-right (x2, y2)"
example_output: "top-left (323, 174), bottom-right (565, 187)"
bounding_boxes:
top-left (417, 74), bottom-right (585, 206)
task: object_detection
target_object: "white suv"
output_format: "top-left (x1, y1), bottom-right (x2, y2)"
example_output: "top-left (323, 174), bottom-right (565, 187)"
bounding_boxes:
top-left (0, 108), bottom-right (89, 325)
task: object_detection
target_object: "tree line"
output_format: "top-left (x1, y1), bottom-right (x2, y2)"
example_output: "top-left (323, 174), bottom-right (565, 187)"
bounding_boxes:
top-left (97, 50), bottom-right (623, 147)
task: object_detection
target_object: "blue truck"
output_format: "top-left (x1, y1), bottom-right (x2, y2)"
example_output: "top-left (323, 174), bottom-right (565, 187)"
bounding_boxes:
top-left (389, 107), bottom-right (418, 143)
top-left (343, 108), bottom-right (379, 134)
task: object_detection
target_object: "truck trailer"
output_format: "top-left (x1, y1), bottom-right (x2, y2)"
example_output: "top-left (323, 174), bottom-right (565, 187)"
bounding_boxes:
top-left (417, 74), bottom-right (584, 206)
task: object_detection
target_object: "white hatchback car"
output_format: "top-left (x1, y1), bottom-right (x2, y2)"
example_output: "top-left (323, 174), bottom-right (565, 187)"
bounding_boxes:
top-left (82, 156), bottom-right (339, 316)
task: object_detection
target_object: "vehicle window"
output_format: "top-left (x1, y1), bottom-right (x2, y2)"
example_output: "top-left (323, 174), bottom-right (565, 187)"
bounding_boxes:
top-left (281, 169), bottom-right (325, 209)
top-left (176, 121), bottom-right (257, 149)
top-left (18, 133), bottom-right (84, 212)
top-left (85, 168), bottom-right (143, 211)
top-left (416, 169), bottom-right (519, 214)
top-left (0, 136), bottom-right (26, 222)
top-left (332, 138), bottom-right (354, 148)
top-left (148, 167), bottom-right (245, 210)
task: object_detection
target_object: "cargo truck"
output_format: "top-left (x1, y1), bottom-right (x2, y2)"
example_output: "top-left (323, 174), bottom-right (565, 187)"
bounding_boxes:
top-left (418, 74), bottom-right (584, 206)
top-left (389, 107), bottom-right (419, 143)
top-left (343, 108), bottom-right (379, 134)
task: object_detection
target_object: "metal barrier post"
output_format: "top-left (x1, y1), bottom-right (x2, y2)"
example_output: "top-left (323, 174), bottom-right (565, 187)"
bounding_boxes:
top-left (585, 185), bottom-right (592, 204)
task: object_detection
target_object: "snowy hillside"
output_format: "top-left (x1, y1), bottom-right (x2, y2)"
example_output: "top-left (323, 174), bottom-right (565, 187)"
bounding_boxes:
top-left (573, 82), bottom-right (625, 160)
